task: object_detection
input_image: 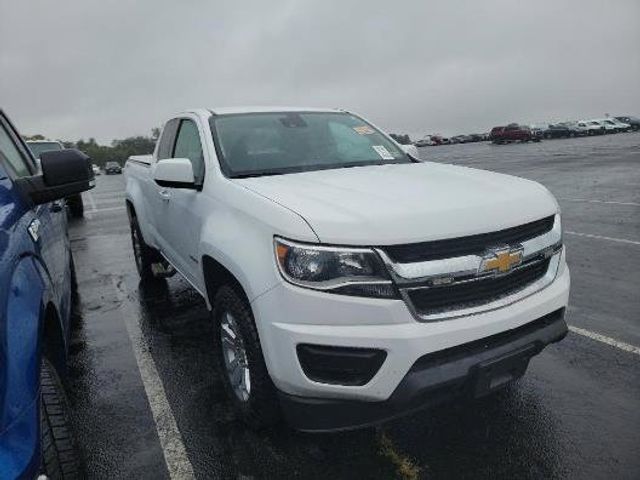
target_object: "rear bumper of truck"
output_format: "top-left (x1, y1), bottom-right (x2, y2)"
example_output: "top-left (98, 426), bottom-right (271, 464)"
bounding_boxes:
top-left (278, 308), bottom-right (567, 432)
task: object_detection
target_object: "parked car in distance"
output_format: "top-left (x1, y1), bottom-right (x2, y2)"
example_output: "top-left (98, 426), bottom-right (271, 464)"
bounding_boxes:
top-left (577, 120), bottom-right (604, 135)
top-left (125, 107), bottom-right (569, 432)
top-left (105, 161), bottom-right (122, 174)
top-left (27, 140), bottom-right (86, 217)
top-left (614, 116), bottom-right (640, 131)
top-left (1, 109), bottom-right (94, 479)
top-left (415, 136), bottom-right (435, 147)
top-left (468, 133), bottom-right (486, 142)
top-left (529, 123), bottom-right (549, 141)
top-left (604, 118), bottom-right (631, 133)
top-left (451, 134), bottom-right (472, 144)
top-left (583, 120), bottom-right (607, 135)
top-left (543, 123), bottom-right (582, 139)
top-left (561, 121), bottom-right (589, 136)
top-left (590, 119), bottom-right (617, 134)
top-left (92, 164), bottom-right (101, 175)
top-left (429, 134), bottom-right (450, 145)
top-left (490, 123), bottom-right (536, 143)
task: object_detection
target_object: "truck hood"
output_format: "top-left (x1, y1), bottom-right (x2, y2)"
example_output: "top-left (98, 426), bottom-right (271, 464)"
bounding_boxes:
top-left (236, 162), bottom-right (558, 245)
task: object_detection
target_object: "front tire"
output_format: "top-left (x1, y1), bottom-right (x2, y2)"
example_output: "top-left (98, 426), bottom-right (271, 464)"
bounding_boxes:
top-left (40, 359), bottom-right (83, 479)
top-left (212, 285), bottom-right (280, 429)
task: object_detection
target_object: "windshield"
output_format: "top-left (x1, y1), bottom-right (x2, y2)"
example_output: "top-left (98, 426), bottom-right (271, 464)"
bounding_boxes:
top-left (209, 112), bottom-right (410, 178)
top-left (27, 141), bottom-right (63, 158)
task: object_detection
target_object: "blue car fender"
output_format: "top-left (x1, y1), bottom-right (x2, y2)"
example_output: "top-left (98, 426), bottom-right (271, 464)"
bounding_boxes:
top-left (0, 254), bottom-right (56, 480)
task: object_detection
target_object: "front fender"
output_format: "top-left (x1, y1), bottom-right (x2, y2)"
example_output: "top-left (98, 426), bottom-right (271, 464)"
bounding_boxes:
top-left (198, 186), bottom-right (318, 306)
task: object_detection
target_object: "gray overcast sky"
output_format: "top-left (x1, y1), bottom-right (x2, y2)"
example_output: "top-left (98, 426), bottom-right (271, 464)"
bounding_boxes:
top-left (1, 0), bottom-right (639, 143)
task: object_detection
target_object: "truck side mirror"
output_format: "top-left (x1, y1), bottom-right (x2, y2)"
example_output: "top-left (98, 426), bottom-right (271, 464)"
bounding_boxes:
top-left (153, 158), bottom-right (196, 189)
top-left (400, 144), bottom-right (420, 160)
top-left (15, 149), bottom-right (95, 205)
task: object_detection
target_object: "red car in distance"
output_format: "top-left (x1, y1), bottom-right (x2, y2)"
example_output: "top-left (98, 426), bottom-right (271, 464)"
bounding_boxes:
top-left (490, 123), bottom-right (537, 144)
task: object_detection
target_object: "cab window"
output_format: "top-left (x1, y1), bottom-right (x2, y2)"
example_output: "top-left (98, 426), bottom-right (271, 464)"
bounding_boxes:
top-left (157, 119), bottom-right (180, 161)
top-left (173, 119), bottom-right (205, 185)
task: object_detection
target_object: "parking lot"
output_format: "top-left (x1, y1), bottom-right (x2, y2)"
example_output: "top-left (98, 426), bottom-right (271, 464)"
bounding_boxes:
top-left (66, 133), bottom-right (639, 479)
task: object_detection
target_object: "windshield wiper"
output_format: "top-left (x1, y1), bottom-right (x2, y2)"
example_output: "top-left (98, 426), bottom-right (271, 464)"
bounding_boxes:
top-left (231, 171), bottom-right (287, 179)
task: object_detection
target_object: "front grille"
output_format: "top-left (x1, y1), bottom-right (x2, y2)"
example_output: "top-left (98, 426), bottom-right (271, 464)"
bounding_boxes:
top-left (383, 215), bottom-right (555, 263)
top-left (406, 258), bottom-right (550, 315)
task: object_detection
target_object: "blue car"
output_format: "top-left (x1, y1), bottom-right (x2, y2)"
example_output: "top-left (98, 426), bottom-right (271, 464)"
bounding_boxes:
top-left (0, 110), bottom-right (94, 479)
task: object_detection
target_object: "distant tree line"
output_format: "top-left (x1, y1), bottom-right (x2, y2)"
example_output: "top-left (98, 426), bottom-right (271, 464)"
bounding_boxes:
top-left (389, 133), bottom-right (412, 145)
top-left (23, 128), bottom-right (160, 167)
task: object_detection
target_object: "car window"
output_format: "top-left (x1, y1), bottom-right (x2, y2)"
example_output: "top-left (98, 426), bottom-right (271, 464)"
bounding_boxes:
top-left (157, 119), bottom-right (180, 161)
top-left (173, 119), bottom-right (205, 184)
top-left (0, 120), bottom-right (32, 178)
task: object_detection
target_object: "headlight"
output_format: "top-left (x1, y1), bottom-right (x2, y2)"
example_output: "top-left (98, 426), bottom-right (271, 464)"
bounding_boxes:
top-left (274, 237), bottom-right (397, 298)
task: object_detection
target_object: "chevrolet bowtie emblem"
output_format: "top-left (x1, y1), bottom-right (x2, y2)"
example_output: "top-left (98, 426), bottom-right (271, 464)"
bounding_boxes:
top-left (480, 246), bottom-right (524, 275)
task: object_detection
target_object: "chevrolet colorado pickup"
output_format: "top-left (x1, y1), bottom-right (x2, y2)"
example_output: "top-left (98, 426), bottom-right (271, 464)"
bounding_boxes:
top-left (1, 109), bottom-right (94, 478)
top-left (124, 107), bottom-right (570, 431)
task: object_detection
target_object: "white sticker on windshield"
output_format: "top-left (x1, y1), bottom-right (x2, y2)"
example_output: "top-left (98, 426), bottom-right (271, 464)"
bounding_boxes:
top-left (372, 145), bottom-right (394, 160)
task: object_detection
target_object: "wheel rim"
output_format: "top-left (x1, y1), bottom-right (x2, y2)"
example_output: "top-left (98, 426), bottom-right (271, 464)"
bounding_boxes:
top-left (220, 311), bottom-right (251, 402)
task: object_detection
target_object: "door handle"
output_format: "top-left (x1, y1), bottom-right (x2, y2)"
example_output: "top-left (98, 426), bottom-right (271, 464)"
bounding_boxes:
top-left (158, 189), bottom-right (171, 201)
top-left (50, 201), bottom-right (64, 213)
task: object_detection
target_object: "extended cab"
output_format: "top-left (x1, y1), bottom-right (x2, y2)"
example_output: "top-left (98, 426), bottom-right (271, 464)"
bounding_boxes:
top-left (1, 109), bottom-right (93, 478)
top-left (124, 107), bottom-right (570, 431)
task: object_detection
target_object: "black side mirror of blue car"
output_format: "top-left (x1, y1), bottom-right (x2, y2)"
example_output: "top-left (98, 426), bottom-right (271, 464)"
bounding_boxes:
top-left (15, 149), bottom-right (95, 205)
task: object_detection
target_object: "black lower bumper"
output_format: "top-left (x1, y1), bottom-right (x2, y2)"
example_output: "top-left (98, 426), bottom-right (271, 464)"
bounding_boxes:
top-left (279, 308), bottom-right (567, 432)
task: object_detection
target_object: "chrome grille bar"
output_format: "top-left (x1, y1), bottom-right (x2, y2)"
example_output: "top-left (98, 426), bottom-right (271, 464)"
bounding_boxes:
top-left (376, 214), bottom-right (563, 321)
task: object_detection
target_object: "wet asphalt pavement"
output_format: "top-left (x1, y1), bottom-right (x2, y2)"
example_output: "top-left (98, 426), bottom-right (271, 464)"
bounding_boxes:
top-left (66, 133), bottom-right (639, 479)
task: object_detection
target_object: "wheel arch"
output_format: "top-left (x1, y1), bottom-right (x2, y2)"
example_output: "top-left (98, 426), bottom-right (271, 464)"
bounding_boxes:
top-left (125, 198), bottom-right (136, 219)
top-left (202, 255), bottom-right (250, 311)
top-left (42, 301), bottom-right (67, 377)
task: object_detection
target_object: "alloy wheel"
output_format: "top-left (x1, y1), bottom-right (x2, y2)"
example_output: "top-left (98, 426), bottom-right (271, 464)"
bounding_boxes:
top-left (220, 311), bottom-right (251, 402)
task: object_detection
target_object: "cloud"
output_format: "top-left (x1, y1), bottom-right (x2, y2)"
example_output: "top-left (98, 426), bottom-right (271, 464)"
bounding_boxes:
top-left (1, 0), bottom-right (638, 143)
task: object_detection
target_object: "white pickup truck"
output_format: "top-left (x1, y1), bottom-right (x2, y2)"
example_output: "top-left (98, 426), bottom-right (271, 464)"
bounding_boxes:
top-left (124, 107), bottom-right (570, 431)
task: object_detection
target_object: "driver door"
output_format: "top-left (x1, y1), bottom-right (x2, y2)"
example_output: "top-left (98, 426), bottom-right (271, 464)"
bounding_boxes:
top-left (154, 117), bottom-right (206, 289)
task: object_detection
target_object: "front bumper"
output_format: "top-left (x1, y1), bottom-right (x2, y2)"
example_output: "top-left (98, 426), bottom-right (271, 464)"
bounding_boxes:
top-left (280, 308), bottom-right (567, 431)
top-left (253, 254), bottom-right (569, 397)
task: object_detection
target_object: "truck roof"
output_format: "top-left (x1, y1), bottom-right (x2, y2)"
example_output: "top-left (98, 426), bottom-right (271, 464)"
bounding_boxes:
top-left (206, 106), bottom-right (343, 116)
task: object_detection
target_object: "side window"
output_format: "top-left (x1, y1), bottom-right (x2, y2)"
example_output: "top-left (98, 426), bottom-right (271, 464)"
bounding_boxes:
top-left (0, 119), bottom-right (32, 178)
top-left (157, 119), bottom-right (180, 161)
top-left (173, 119), bottom-right (205, 185)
